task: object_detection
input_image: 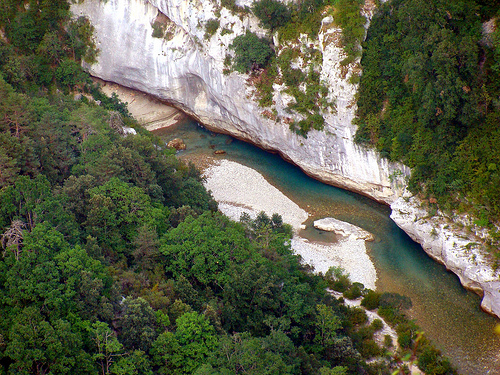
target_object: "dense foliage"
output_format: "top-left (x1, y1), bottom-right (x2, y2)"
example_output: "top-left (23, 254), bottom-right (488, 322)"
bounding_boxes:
top-left (252, 0), bottom-right (291, 31)
top-left (0, 79), bottom-right (387, 373)
top-left (355, 0), bottom-right (500, 233)
top-left (0, 1), bottom-right (457, 374)
top-left (230, 31), bottom-right (275, 73)
top-left (332, 0), bottom-right (366, 65)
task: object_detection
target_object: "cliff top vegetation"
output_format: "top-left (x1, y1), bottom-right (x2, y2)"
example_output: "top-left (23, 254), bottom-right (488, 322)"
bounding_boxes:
top-left (0, 1), bottom-right (457, 373)
top-left (355, 0), bottom-right (500, 255)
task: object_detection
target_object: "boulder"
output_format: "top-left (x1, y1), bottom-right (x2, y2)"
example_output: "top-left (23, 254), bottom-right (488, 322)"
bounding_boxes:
top-left (313, 217), bottom-right (374, 241)
top-left (167, 138), bottom-right (186, 150)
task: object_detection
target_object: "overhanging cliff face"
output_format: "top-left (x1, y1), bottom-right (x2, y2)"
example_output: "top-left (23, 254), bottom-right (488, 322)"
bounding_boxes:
top-left (72, 0), bottom-right (408, 204)
top-left (72, 0), bottom-right (500, 319)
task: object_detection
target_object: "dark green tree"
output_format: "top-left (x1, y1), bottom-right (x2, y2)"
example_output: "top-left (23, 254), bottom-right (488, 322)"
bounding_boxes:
top-left (252, 0), bottom-right (291, 31)
top-left (119, 297), bottom-right (158, 353)
top-left (230, 31), bottom-right (274, 73)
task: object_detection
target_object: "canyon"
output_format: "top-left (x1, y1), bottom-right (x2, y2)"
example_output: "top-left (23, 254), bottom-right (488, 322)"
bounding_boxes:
top-left (72, 0), bottom-right (500, 318)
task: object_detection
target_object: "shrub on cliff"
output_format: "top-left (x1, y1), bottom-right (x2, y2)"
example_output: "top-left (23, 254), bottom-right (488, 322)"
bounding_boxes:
top-left (230, 31), bottom-right (274, 73)
top-left (252, 0), bottom-right (291, 31)
top-left (204, 19), bottom-right (220, 39)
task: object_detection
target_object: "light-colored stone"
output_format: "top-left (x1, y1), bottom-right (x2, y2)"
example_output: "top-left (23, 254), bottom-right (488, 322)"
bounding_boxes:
top-left (203, 160), bottom-right (308, 231)
top-left (390, 194), bottom-right (500, 318)
top-left (314, 217), bottom-right (374, 241)
top-left (292, 237), bottom-right (377, 290)
top-left (72, 0), bottom-right (408, 205)
top-left (122, 127), bottom-right (137, 135)
top-left (167, 138), bottom-right (186, 150)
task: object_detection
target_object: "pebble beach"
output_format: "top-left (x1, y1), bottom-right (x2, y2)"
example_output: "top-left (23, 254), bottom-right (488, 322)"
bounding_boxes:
top-left (203, 159), bottom-right (377, 290)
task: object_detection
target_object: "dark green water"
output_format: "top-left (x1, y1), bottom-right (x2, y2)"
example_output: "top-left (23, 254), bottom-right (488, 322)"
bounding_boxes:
top-left (154, 120), bottom-right (500, 374)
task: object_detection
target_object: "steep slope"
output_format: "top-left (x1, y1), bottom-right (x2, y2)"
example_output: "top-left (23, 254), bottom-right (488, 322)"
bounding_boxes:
top-left (72, 0), bottom-right (407, 204)
top-left (72, 0), bottom-right (500, 318)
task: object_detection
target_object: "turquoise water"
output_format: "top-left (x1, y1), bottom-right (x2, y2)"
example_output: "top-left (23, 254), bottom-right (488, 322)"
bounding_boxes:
top-left (154, 120), bottom-right (500, 374)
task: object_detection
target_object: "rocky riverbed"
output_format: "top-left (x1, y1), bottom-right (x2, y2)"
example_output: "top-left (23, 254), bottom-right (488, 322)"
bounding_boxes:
top-left (203, 159), bottom-right (377, 290)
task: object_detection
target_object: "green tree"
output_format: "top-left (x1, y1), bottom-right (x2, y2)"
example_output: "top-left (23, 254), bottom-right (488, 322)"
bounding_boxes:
top-left (88, 321), bottom-right (126, 375)
top-left (173, 312), bottom-right (218, 374)
top-left (85, 178), bottom-right (162, 254)
top-left (151, 311), bottom-right (217, 374)
top-left (119, 297), bottom-right (158, 352)
top-left (202, 331), bottom-right (295, 374)
top-left (5, 306), bottom-right (93, 374)
top-left (230, 31), bottom-right (274, 73)
top-left (160, 212), bottom-right (253, 286)
top-left (1, 223), bottom-right (110, 320)
top-left (314, 304), bottom-right (341, 346)
top-left (252, 0), bottom-right (291, 31)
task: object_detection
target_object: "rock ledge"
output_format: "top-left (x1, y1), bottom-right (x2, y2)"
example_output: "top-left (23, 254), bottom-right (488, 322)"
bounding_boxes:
top-left (314, 217), bottom-right (374, 241)
top-left (390, 194), bottom-right (500, 319)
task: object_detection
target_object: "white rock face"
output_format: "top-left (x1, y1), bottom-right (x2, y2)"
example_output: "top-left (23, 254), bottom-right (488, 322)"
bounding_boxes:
top-left (72, 0), bottom-right (408, 204)
top-left (391, 195), bottom-right (500, 318)
top-left (314, 217), bottom-right (375, 241)
top-left (72, 0), bottom-right (500, 316)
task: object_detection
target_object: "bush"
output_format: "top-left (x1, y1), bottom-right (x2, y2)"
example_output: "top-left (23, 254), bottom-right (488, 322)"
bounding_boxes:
top-left (151, 21), bottom-right (164, 38)
top-left (377, 307), bottom-right (406, 327)
top-left (347, 307), bottom-right (368, 326)
top-left (230, 31), bottom-right (274, 73)
top-left (55, 58), bottom-right (88, 89)
top-left (221, 0), bottom-right (249, 15)
top-left (370, 318), bottom-right (383, 332)
top-left (361, 290), bottom-right (380, 310)
top-left (417, 346), bottom-right (456, 375)
top-left (358, 339), bottom-right (382, 358)
top-left (383, 334), bottom-right (393, 348)
top-left (396, 321), bottom-right (418, 349)
top-left (333, 0), bottom-right (366, 61)
top-left (252, 0), bottom-right (291, 31)
top-left (343, 282), bottom-right (364, 300)
top-left (325, 266), bottom-right (351, 292)
top-left (204, 19), bottom-right (220, 39)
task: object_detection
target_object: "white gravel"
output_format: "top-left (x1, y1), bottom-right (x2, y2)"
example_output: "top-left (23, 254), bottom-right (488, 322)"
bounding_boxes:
top-left (203, 159), bottom-right (377, 289)
top-left (204, 160), bottom-right (309, 231)
top-left (292, 237), bottom-right (376, 290)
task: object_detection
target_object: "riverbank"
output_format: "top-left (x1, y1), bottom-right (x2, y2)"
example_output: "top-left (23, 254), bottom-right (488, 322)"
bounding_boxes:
top-left (153, 120), bottom-right (500, 374)
top-left (95, 78), bottom-right (187, 130)
top-left (203, 159), bottom-right (377, 290)
top-left (391, 194), bottom-right (500, 319)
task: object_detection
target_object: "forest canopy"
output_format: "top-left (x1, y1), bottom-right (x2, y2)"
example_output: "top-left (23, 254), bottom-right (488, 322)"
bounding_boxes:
top-left (0, 0), bottom-right (457, 374)
top-left (355, 0), bottom-right (500, 237)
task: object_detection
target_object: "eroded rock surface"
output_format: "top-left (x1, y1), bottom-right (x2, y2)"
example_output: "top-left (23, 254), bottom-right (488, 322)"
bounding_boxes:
top-left (72, 0), bottom-right (407, 204)
top-left (391, 195), bottom-right (500, 318)
top-left (314, 217), bottom-right (374, 241)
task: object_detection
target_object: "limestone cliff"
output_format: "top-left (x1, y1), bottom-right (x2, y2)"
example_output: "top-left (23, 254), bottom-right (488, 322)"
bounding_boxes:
top-left (72, 0), bottom-right (500, 318)
top-left (72, 0), bottom-right (407, 204)
top-left (391, 194), bottom-right (500, 318)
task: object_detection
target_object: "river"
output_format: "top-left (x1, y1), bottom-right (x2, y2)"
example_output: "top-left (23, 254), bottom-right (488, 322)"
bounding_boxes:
top-left (153, 120), bottom-right (500, 374)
